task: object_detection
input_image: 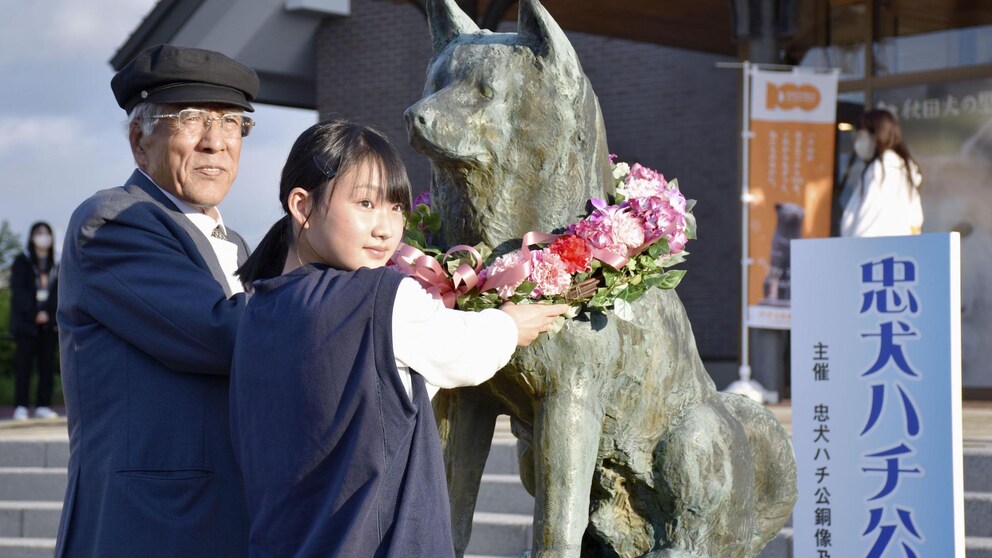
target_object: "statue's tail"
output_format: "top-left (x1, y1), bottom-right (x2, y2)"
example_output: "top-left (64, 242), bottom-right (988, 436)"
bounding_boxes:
top-left (720, 393), bottom-right (798, 553)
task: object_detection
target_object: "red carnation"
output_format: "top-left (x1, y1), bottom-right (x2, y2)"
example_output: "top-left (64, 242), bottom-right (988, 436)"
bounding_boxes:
top-left (548, 234), bottom-right (593, 274)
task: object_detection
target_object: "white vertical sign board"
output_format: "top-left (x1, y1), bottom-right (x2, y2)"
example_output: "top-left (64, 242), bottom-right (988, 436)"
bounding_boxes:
top-left (791, 234), bottom-right (963, 558)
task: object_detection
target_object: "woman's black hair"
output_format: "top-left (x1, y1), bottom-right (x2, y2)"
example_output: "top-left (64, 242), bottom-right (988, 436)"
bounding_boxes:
top-left (236, 120), bottom-right (412, 287)
top-left (26, 221), bottom-right (54, 273)
top-left (839, 108), bottom-right (919, 193)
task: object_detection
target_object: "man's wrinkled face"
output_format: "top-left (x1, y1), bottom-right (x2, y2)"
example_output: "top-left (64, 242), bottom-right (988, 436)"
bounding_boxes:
top-left (132, 103), bottom-right (243, 215)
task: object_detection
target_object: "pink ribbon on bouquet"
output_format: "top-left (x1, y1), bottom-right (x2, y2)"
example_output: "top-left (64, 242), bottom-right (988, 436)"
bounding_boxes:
top-left (391, 243), bottom-right (483, 309)
top-left (478, 231), bottom-right (629, 297)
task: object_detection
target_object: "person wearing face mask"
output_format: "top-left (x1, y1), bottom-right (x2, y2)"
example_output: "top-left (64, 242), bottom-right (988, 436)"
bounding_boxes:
top-left (839, 109), bottom-right (923, 237)
top-left (9, 221), bottom-right (60, 420)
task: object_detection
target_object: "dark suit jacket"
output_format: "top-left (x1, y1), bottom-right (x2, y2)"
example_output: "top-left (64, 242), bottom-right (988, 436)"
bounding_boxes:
top-left (55, 170), bottom-right (251, 557)
top-left (8, 252), bottom-right (58, 336)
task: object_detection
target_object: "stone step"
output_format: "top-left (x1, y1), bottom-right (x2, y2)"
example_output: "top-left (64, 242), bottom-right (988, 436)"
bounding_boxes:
top-left (0, 537), bottom-right (56, 558)
top-left (482, 440), bottom-right (519, 476)
top-left (0, 440), bottom-right (69, 468)
top-left (466, 512), bottom-right (532, 557)
top-left (476, 474), bottom-right (534, 515)
top-left (969, 492), bottom-right (992, 537)
top-left (0, 501), bottom-right (62, 539)
top-left (966, 447), bottom-right (992, 493)
top-left (0, 469), bottom-right (67, 502)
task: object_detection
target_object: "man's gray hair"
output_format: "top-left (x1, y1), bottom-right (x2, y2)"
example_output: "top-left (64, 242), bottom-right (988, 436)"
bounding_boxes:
top-left (127, 102), bottom-right (165, 136)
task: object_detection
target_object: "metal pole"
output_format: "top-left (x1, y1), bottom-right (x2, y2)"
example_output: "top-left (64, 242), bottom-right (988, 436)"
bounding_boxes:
top-left (740, 60), bottom-right (751, 384)
top-left (721, 60), bottom-right (764, 402)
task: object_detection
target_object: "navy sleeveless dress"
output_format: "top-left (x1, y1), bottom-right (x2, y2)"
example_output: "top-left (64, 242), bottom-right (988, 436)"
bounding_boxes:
top-left (230, 264), bottom-right (455, 557)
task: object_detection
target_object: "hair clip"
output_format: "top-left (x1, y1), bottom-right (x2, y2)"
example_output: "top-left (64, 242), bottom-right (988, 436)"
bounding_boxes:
top-left (312, 153), bottom-right (337, 180)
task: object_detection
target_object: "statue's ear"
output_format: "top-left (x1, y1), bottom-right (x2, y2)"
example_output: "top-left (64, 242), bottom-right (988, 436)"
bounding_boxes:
top-left (517, 0), bottom-right (579, 69)
top-left (427, 0), bottom-right (480, 55)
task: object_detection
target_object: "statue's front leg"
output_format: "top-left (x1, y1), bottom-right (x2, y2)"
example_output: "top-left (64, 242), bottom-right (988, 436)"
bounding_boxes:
top-left (532, 378), bottom-right (603, 558)
top-left (434, 386), bottom-right (500, 557)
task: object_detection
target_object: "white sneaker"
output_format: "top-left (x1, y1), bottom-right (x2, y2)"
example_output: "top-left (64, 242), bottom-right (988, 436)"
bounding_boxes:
top-left (12, 406), bottom-right (29, 421)
top-left (33, 407), bottom-right (59, 419)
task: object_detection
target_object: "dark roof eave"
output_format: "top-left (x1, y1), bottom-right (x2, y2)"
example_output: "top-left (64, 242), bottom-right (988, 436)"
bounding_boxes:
top-left (109, 0), bottom-right (207, 70)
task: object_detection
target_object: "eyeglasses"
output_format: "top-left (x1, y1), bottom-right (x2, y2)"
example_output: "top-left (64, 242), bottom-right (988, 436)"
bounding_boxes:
top-left (150, 109), bottom-right (255, 138)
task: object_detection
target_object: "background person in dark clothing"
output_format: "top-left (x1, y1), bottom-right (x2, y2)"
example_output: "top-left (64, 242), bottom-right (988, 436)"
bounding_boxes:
top-left (9, 221), bottom-right (59, 420)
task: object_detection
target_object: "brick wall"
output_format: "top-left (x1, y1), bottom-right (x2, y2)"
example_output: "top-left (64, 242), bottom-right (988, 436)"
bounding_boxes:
top-left (315, 0), bottom-right (742, 359)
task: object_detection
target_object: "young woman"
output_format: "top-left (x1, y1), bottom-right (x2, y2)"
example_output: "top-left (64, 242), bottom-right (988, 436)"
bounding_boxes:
top-left (839, 109), bottom-right (923, 237)
top-left (9, 221), bottom-right (59, 420)
top-left (229, 121), bottom-right (566, 557)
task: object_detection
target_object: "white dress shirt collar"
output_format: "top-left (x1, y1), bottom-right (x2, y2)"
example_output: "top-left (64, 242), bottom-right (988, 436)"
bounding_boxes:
top-left (138, 169), bottom-right (243, 295)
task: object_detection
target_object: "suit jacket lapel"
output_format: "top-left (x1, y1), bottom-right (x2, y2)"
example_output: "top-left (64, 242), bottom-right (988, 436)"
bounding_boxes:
top-left (125, 170), bottom-right (235, 297)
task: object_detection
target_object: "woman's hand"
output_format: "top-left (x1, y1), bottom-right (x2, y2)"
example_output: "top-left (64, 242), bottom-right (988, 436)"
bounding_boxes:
top-left (35, 311), bottom-right (49, 325)
top-left (499, 302), bottom-right (570, 347)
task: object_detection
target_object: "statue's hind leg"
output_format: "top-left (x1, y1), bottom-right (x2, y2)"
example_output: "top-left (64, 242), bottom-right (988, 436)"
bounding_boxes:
top-left (652, 402), bottom-right (757, 558)
top-left (434, 386), bottom-right (501, 557)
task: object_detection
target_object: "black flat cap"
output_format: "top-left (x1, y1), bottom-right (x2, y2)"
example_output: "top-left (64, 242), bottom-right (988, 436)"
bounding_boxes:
top-left (112, 44), bottom-right (259, 113)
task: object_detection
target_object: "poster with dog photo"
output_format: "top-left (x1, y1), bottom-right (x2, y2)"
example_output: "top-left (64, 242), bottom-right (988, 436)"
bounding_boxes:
top-left (746, 69), bottom-right (839, 330)
top-left (875, 77), bottom-right (992, 389)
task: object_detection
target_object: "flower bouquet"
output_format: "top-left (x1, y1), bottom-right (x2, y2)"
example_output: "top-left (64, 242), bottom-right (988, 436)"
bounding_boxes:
top-left (391, 157), bottom-right (696, 325)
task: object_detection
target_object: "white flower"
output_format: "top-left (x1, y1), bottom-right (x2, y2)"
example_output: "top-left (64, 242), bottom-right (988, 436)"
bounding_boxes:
top-left (612, 162), bottom-right (629, 181)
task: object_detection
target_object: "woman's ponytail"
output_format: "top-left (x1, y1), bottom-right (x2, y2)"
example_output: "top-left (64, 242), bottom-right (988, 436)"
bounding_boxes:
top-left (236, 215), bottom-right (292, 289)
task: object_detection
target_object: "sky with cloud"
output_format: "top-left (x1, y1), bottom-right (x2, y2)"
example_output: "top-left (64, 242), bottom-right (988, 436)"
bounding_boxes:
top-left (0, 0), bottom-right (316, 250)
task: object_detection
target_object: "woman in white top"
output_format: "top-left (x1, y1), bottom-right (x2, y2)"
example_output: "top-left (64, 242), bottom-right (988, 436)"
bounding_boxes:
top-left (840, 109), bottom-right (923, 237)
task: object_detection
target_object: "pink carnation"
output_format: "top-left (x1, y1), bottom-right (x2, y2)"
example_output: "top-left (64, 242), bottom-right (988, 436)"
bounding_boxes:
top-left (482, 251), bottom-right (527, 299)
top-left (568, 199), bottom-right (646, 257)
top-left (528, 250), bottom-right (572, 298)
top-left (628, 192), bottom-right (687, 249)
top-left (619, 163), bottom-right (668, 199)
top-left (628, 163), bottom-right (667, 185)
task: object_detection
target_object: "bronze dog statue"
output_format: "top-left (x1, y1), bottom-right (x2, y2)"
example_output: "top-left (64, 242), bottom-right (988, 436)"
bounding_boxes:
top-left (405, 1), bottom-right (797, 556)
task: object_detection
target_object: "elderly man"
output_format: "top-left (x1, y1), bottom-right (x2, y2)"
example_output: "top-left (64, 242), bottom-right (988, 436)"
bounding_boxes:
top-left (55, 45), bottom-right (257, 557)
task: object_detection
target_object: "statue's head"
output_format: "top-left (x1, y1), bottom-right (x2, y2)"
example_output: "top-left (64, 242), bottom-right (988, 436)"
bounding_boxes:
top-left (405, 0), bottom-right (611, 246)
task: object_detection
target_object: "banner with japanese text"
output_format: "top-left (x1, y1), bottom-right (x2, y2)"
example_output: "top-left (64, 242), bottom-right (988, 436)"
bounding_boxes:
top-left (791, 234), bottom-right (964, 558)
top-left (747, 68), bottom-right (838, 329)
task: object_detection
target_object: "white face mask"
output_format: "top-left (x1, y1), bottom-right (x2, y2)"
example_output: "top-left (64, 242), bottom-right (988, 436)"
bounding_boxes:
top-left (854, 131), bottom-right (876, 161)
top-left (32, 233), bottom-right (53, 250)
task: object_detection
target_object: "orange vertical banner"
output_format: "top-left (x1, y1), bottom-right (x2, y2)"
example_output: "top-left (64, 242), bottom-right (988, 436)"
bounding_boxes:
top-left (747, 69), bottom-right (838, 329)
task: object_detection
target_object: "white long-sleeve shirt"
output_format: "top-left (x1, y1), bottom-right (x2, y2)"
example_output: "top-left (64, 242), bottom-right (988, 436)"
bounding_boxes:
top-left (392, 278), bottom-right (517, 401)
top-left (840, 150), bottom-right (923, 238)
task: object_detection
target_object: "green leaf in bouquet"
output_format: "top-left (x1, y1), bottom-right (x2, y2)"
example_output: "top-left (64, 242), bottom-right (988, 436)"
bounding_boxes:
top-left (425, 211), bottom-right (443, 233)
top-left (612, 298), bottom-right (634, 321)
top-left (659, 269), bottom-right (687, 289)
top-left (602, 268), bottom-right (621, 287)
top-left (657, 251), bottom-right (687, 269)
top-left (648, 239), bottom-right (670, 259)
top-left (591, 288), bottom-right (611, 307)
top-left (575, 270), bottom-right (596, 283)
top-left (641, 272), bottom-right (669, 289)
top-left (636, 254), bottom-right (657, 270)
top-left (625, 283), bottom-right (646, 301)
top-left (667, 178), bottom-right (679, 191)
top-left (403, 228), bottom-right (427, 250)
top-left (685, 212), bottom-right (697, 240)
top-left (685, 198), bottom-right (697, 213)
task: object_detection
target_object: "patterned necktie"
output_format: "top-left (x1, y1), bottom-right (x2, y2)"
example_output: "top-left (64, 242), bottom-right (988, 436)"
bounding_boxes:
top-left (211, 225), bottom-right (228, 241)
